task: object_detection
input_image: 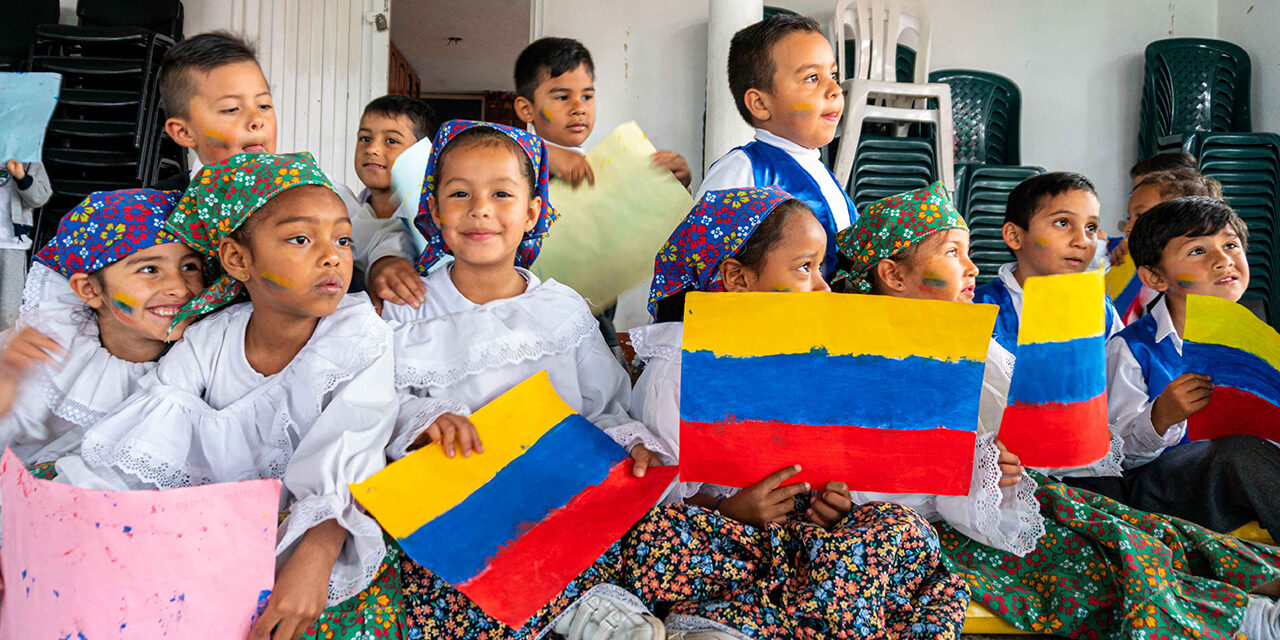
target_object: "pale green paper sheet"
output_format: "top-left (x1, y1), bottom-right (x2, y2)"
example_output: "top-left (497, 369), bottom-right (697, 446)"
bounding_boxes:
top-left (532, 122), bottom-right (693, 313)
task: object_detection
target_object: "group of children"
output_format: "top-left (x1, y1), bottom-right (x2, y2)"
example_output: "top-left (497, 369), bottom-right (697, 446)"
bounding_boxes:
top-left (2, 10), bottom-right (1280, 640)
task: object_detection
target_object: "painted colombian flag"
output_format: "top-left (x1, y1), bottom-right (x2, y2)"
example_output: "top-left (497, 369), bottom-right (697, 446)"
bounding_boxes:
top-left (1106, 252), bottom-right (1145, 325)
top-left (679, 292), bottom-right (997, 496)
top-left (998, 271), bottom-right (1110, 468)
top-left (1183, 294), bottom-right (1280, 442)
top-left (350, 372), bottom-right (676, 628)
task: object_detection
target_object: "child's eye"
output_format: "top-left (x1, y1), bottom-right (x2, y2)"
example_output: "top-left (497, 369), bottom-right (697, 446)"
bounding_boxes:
top-left (385, 138), bottom-right (399, 146)
top-left (221, 107), bottom-right (239, 115)
top-left (182, 262), bottom-right (201, 271)
top-left (1189, 247), bottom-right (1205, 255)
top-left (259, 104), bottom-right (273, 111)
top-left (1053, 218), bottom-right (1068, 227)
top-left (1087, 223), bottom-right (1098, 232)
top-left (337, 236), bottom-right (353, 247)
top-left (358, 135), bottom-right (371, 143)
top-left (139, 266), bottom-right (158, 274)
top-left (946, 248), bottom-right (958, 256)
top-left (804, 73), bottom-right (819, 83)
top-left (798, 263), bottom-right (811, 273)
top-left (493, 190), bottom-right (513, 198)
top-left (447, 190), bottom-right (468, 198)
top-left (287, 236), bottom-right (309, 246)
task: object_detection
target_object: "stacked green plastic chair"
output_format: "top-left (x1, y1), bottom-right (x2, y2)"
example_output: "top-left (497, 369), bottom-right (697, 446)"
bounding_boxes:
top-left (1138, 38), bottom-right (1251, 161)
top-left (847, 135), bottom-right (937, 211)
top-left (1194, 132), bottom-right (1280, 326)
top-left (962, 166), bottom-right (1045, 284)
top-left (928, 70), bottom-right (1021, 166)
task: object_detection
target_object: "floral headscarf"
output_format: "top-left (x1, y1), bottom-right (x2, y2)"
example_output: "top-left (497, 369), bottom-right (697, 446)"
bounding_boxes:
top-left (413, 119), bottom-right (557, 274)
top-left (34, 189), bottom-right (183, 277)
top-left (832, 181), bottom-right (966, 293)
top-left (648, 187), bottom-right (794, 318)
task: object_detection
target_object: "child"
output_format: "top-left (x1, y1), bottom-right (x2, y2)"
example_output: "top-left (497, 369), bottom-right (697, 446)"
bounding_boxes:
top-left (513, 37), bottom-right (691, 188)
top-left (1130, 151), bottom-right (1199, 188)
top-left (1104, 196), bottom-right (1280, 539)
top-left (62, 154), bottom-right (402, 640)
top-left (0, 189), bottom-right (203, 471)
top-left (630, 186), bottom-right (971, 638)
top-left (351, 94), bottom-right (438, 310)
top-left (974, 171), bottom-right (1121, 354)
top-left (836, 186), bottom-right (1280, 640)
top-left (0, 159), bottom-right (51, 324)
top-left (697, 13), bottom-right (854, 274)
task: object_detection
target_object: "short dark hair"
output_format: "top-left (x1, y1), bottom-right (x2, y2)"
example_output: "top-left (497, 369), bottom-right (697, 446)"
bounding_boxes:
top-left (514, 37), bottom-right (594, 101)
top-left (1133, 169), bottom-right (1223, 200)
top-left (728, 14), bottom-right (823, 125)
top-left (362, 95), bottom-right (438, 142)
top-left (158, 32), bottom-right (260, 118)
top-left (1004, 171), bottom-right (1097, 229)
top-left (433, 126), bottom-right (536, 195)
top-left (1129, 196), bottom-right (1248, 269)
top-left (1129, 152), bottom-right (1198, 179)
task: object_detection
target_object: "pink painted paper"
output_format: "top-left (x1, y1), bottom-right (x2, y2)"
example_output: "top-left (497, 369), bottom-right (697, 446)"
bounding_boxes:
top-left (0, 449), bottom-right (280, 639)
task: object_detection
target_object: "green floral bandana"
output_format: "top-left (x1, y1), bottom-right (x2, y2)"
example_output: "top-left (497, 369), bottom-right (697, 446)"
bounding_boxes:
top-left (833, 181), bottom-right (966, 293)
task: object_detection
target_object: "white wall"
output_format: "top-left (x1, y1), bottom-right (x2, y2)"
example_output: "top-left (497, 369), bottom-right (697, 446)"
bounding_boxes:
top-left (391, 0), bottom-right (529, 93)
top-left (1218, 0), bottom-right (1280, 134)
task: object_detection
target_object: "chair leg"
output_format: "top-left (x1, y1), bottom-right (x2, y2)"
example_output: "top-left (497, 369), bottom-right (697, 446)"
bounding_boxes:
top-left (934, 85), bottom-right (955, 197)
top-left (834, 85), bottom-right (870, 189)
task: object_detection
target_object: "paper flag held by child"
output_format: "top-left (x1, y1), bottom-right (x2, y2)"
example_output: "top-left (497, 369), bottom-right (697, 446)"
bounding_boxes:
top-left (350, 371), bottom-right (677, 629)
top-left (1182, 294), bottom-right (1280, 442)
top-left (0, 448), bottom-right (280, 640)
top-left (0, 72), bottom-right (61, 162)
top-left (531, 121), bottom-right (694, 314)
top-left (679, 291), bottom-right (995, 496)
top-left (998, 271), bottom-right (1111, 468)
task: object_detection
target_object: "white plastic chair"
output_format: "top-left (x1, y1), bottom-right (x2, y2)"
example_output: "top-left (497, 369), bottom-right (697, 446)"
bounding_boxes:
top-left (831, 0), bottom-right (955, 196)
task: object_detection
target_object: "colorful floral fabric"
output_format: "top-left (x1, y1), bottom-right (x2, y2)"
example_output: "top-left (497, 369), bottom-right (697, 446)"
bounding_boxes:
top-left (401, 502), bottom-right (968, 639)
top-left (832, 181), bottom-right (965, 293)
top-left (33, 189), bottom-right (182, 277)
top-left (165, 151), bottom-right (336, 328)
top-left (303, 543), bottom-right (409, 640)
top-left (413, 119), bottom-right (557, 274)
top-left (648, 187), bottom-right (795, 318)
top-left (939, 474), bottom-right (1280, 639)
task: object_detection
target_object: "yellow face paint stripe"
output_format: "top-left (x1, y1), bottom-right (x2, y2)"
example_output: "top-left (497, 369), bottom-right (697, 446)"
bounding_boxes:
top-left (1018, 271), bottom-right (1105, 344)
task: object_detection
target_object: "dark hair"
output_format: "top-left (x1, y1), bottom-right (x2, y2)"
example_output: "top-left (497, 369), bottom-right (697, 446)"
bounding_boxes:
top-left (514, 37), bottom-right (595, 101)
top-left (728, 14), bottom-right (824, 126)
top-left (1133, 169), bottom-right (1223, 200)
top-left (158, 31), bottom-right (260, 118)
top-left (362, 95), bottom-right (439, 142)
top-left (1129, 196), bottom-right (1248, 269)
top-left (1004, 171), bottom-right (1097, 229)
top-left (432, 126), bottom-right (537, 195)
top-left (1129, 152), bottom-right (1198, 179)
top-left (652, 199), bottom-right (814, 321)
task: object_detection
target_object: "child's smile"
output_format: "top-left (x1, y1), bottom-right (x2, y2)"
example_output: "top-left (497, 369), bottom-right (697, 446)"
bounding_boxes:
top-left (430, 143), bottom-right (539, 269)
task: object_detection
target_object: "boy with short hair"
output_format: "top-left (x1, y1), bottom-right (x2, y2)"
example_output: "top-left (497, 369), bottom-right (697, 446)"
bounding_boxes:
top-left (1101, 196), bottom-right (1280, 536)
top-left (698, 13), bottom-right (853, 273)
top-left (513, 37), bottom-right (691, 188)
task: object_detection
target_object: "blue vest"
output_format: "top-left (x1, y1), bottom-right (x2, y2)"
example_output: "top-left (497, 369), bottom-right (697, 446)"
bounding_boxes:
top-left (737, 141), bottom-right (856, 275)
top-left (1116, 313), bottom-right (1187, 446)
top-left (974, 270), bottom-right (1120, 355)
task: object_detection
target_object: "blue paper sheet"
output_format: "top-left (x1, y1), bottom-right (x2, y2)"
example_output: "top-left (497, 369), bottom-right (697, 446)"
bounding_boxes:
top-left (0, 73), bottom-right (61, 162)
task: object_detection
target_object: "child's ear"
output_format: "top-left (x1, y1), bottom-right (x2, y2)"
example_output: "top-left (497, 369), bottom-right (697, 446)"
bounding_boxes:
top-left (1137, 264), bottom-right (1169, 292)
top-left (164, 117), bottom-right (198, 150)
top-left (720, 258), bottom-right (752, 292)
top-left (428, 194), bottom-right (443, 229)
top-left (68, 273), bottom-right (105, 309)
top-left (513, 96), bottom-right (536, 126)
top-left (875, 258), bottom-right (909, 294)
top-left (524, 196), bottom-right (541, 233)
top-left (743, 88), bottom-right (772, 124)
top-left (218, 237), bottom-right (253, 283)
top-left (1002, 221), bottom-right (1024, 252)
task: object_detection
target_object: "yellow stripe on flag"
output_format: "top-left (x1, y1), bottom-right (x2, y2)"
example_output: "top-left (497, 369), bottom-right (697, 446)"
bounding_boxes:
top-left (682, 292), bottom-right (996, 363)
top-left (1105, 257), bottom-right (1137, 300)
top-left (349, 371), bottom-right (574, 538)
top-left (1018, 271), bottom-right (1105, 345)
top-left (1185, 295), bottom-right (1280, 371)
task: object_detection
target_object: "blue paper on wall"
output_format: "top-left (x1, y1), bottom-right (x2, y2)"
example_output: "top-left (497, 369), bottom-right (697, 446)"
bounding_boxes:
top-left (0, 73), bottom-right (62, 162)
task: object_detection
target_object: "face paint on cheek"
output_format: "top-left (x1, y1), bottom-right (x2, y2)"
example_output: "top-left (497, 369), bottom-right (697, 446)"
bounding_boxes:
top-left (203, 129), bottom-right (231, 149)
top-left (790, 102), bottom-right (814, 113)
top-left (262, 271), bottom-right (296, 292)
top-left (919, 271), bottom-right (949, 292)
top-left (539, 108), bottom-right (553, 124)
top-left (1033, 237), bottom-right (1049, 247)
top-left (111, 292), bottom-right (138, 316)
top-left (1175, 273), bottom-right (1199, 288)
top-left (771, 287), bottom-right (793, 292)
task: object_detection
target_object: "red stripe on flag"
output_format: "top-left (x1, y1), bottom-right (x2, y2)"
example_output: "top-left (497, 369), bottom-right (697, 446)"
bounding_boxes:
top-left (1188, 385), bottom-right (1280, 442)
top-left (998, 393), bottom-right (1110, 468)
top-left (457, 460), bottom-right (677, 628)
top-left (679, 420), bottom-right (975, 496)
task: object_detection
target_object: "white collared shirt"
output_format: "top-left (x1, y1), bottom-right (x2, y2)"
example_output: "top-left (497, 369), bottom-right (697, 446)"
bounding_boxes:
top-left (697, 128), bottom-right (853, 231)
top-left (543, 138), bottom-right (586, 156)
top-left (1105, 296), bottom-right (1186, 468)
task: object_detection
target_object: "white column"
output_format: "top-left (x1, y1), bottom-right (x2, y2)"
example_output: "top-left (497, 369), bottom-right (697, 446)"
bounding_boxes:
top-left (703, 0), bottom-right (761, 173)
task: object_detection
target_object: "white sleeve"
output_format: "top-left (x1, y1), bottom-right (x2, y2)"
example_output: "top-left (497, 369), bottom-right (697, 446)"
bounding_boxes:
top-left (694, 149), bottom-right (754, 201)
top-left (276, 339), bottom-right (397, 606)
top-left (1106, 335), bottom-right (1185, 468)
top-left (978, 339), bottom-right (1014, 435)
top-left (352, 217), bottom-right (418, 280)
top-left (576, 332), bottom-right (675, 464)
top-left (385, 391), bottom-right (473, 461)
top-left (631, 353), bottom-right (704, 502)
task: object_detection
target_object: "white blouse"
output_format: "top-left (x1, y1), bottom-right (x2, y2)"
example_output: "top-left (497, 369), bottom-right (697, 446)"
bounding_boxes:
top-left (629, 321), bottom-right (1044, 557)
top-left (381, 266), bottom-right (672, 463)
top-left (61, 294), bottom-right (395, 606)
top-left (0, 263), bottom-right (153, 465)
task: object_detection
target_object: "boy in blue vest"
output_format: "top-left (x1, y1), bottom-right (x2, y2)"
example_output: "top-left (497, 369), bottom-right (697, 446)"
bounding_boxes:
top-left (973, 172), bottom-right (1122, 353)
top-left (699, 13), bottom-right (855, 275)
top-left (1100, 195), bottom-right (1280, 536)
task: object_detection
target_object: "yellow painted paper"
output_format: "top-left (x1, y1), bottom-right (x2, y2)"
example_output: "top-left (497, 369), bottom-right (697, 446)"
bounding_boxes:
top-left (531, 122), bottom-right (694, 313)
top-left (1105, 256), bottom-right (1137, 300)
top-left (349, 371), bottom-right (573, 538)
top-left (1185, 295), bottom-right (1280, 371)
top-left (683, 291), bottom-right (996, 362)
top-left (1018, 271), bottom-right (1105, 344)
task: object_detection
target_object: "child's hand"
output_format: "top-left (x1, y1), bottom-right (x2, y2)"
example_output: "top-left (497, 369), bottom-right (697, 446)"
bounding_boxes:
top-left (410, 412), bottom-right (483, 458)
top-left (994, 439), bottom-right (1025, 488)
top-left (805, 481), bottom-right (852, 529)
top-left (718, 464), bottom-right (808, 528)
top-left (0, 327), bottom-right (63, 419)
top-left (1152, 373), bottom-right (1214, 435)
top-left (650, 151), bottom-right (692, 188)
top-left (628, 444), bottom-right (661, 477)
top-left (547, 145), bottom-right (594, 189)
top-left (368, 256), bottom-right (426, 312)
top-left (4, 160), bottom-right (24, 181)
top-left (249, 520), bottom-right (345, 640)
top-left (1109, 238), bottom-right (1128, 266)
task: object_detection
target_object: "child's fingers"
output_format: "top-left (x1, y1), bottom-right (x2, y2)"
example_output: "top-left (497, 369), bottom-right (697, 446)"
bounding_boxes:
top-left (374, 284), bottom-right (407, 307)
top-left (18, 328), bottom-right (64, 355)
top-left (248, 606), bottom-right (282, 640)
top-left (389, 277), bottom-right (422, 310)
top-left (761, 464), bottom-right (802, 490)
top-left (272, 617), bottom-right (300, 640)
top-left (809, 497), bottom-right (843, 523)
top-left (770, 479), bottom-right (811, 502)
top-left (820, 487), bottom-right (853, 513)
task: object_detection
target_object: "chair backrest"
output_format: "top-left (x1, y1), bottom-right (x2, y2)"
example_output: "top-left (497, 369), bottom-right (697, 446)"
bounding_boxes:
top-left (77, 0), bottom-right (183, 40)
top-left (929, 69), bottom-right (1021, 165)
top-left (0, 0), bottom-right (60, 58)
top-left (1140, 38), bottom-right (1251, 152)
top-left (832, 0), bottom-right (931, 84)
